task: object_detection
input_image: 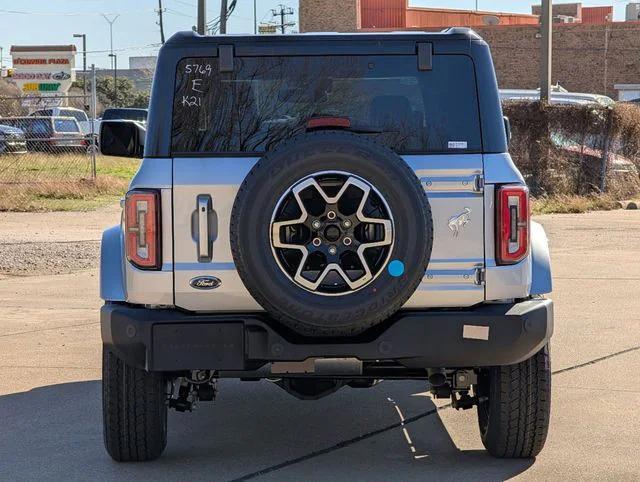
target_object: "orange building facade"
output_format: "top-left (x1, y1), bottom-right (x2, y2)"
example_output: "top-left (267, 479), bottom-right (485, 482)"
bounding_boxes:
top-left (359, 0), bottom-right (539, 29)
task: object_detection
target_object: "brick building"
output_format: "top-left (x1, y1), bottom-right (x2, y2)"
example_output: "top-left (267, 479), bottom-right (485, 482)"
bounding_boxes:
top-left (299, 1), bottom-right (640, 98)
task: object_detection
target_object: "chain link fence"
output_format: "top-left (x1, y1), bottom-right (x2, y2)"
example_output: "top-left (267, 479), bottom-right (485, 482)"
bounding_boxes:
top-left (0, 92), bottom-right (136, 211)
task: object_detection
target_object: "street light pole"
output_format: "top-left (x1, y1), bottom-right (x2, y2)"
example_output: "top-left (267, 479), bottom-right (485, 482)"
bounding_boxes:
top-left (109, 53), bottom-right (118, 107)
top-left (73, 34), bottom-right (87, 110)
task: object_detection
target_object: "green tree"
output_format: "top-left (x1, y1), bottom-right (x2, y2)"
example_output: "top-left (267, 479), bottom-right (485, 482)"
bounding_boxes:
top-left (74, 76), bottom-right (150, 110)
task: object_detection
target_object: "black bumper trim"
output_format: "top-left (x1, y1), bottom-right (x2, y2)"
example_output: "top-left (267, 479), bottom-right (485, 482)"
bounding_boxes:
top-left (101, 299), bottom-right (553, 372)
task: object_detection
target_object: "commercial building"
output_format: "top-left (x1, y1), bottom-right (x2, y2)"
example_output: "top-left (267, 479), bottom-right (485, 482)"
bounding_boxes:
top-left (299, 1), bottom-right (640, 99)
top-left (129, 56), bottom-right (157, 70)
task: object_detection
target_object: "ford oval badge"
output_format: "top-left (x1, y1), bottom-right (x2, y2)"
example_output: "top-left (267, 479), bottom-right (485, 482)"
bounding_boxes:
top-left (189, 276), bottom-right (222, 290)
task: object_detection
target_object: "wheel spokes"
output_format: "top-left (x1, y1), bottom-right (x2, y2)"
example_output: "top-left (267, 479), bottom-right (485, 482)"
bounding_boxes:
top-left (271, 172), bottom-right (394, 295)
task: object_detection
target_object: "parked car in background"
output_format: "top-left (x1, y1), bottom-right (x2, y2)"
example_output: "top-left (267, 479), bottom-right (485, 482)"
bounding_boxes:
top-left (29, 107), bottom-right (95, 135)
top-left (551, 131), bottom-right (639, 180)
top-left (0, 116), bottom-right (88, 153)
top-left (500, 89), bottom-right (615, 107)
top-left (102, 107), bottom-right (148, 124)
top-left (0, 124), bottom-right (27, 154)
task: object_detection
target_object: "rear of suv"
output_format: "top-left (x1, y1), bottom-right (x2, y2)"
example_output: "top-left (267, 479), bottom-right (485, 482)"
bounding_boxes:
top-left (99, 29), bottom-right (553, 462)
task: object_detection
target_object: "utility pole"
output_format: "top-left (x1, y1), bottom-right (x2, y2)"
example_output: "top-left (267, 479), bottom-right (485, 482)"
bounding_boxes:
top-left (197, 0), bottom-right (206, 34)
top-left (219, 0), bottom-right (228, 34)
top-left (109, 53), bottom-right (118, 107)
top-left (254, 0), bottom-right (257, 34)
top-left (539, 0), bottom-right (552, 103)
top-left (271, 4), bottom-right (295, 35)
top-left (73, 34), bottom-right (87, 110)
top-left (102, 14), bottom-right (119, 69)
top-left (157, 0), bottom-right (166, 44)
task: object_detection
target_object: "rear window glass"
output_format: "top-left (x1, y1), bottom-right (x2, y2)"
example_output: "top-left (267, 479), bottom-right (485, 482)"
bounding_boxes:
top-left (54, 119), bottom-right (79, 132)
top-left (171, 55), bottom-right (481, 154)
top-left (61, 109), bottom-right (88, 122)
top-left (103, 109), bottom-right (148, 122)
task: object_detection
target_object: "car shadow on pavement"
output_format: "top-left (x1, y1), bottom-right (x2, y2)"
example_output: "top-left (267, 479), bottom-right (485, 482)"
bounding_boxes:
top-left (0, 379), bottom-right (533, 481)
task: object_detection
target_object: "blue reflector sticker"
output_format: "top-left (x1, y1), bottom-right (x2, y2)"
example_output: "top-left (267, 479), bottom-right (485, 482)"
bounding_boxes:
top-left (388, 260), bottom-right (405, 277)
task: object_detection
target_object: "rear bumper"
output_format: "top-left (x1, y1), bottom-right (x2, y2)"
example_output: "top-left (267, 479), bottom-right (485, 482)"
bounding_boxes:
top-left (102, 299), bottom-right (553, 373)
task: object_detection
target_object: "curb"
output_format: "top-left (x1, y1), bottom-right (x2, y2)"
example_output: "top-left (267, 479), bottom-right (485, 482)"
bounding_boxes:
top-left (617, 200), bottom-right (639, 210)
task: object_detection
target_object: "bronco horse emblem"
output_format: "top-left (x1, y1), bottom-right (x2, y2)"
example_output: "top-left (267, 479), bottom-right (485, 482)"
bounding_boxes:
top-left (448, 208), bottom-right (471, 237)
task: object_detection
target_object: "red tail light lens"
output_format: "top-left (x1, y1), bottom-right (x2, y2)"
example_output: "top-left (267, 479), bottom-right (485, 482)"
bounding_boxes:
top-left (125, 190), bottom-right (161, 269)
top-left (306, 116), bottom-right (351, 130)
top-left (496, 185), bottom-right (529, 265)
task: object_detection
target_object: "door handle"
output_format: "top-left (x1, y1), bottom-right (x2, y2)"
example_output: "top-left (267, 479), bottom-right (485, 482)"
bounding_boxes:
top-left (197, 194), bottom-right (212, 262)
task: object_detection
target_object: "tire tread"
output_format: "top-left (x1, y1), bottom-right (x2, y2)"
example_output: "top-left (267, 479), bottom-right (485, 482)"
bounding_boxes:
top-left (102, 348), bottom-right (167, 462)
top-left (479, 345), bottom-right (551, 458)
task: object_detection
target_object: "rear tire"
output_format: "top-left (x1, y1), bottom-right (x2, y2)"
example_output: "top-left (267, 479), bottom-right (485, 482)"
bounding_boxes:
top-left (476, 344), bottom-right (551, 458)
top-left (102, 347), bottom-right (168, 462)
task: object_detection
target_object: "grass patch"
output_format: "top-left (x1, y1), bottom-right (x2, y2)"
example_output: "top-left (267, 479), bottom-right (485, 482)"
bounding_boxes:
top-left (532, 195), bottom-right (621, 215)
top-left (0, 154), bottom-right (139, 212)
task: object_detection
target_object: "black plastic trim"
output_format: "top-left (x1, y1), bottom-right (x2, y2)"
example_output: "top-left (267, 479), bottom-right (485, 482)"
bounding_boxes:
top-left (101, 299), bottom-right (553, 373)
top-left (218, 44), bottom-right (234, 72)
top-left (417, 42), bottom-right (433, 71)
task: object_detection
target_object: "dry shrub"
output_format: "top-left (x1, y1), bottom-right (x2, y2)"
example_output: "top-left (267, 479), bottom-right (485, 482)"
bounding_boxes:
top-left (0, 176), bottom-right (129, 212)
top-left (532, 194), bottom-right (620, 215)
top-left (503, 101), bottom-right (640, 199)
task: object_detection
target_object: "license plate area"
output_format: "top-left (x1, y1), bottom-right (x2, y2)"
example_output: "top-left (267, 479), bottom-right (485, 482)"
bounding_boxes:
top-left (152, 323), bottom-right (244, 370)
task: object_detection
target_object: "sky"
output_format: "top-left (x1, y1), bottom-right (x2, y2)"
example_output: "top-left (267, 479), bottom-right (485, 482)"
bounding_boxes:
top-left (0, 0), bottom-right (631, 69)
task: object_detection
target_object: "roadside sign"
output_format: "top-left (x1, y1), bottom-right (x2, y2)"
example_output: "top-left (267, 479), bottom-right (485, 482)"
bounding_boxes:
top-left (20, 95), bottom-right (64, 108)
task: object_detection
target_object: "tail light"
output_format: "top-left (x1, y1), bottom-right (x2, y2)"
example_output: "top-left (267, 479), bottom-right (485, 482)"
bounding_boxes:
top-left (125, 190), bottom-right (161, 269)
top-left (496, 185), bottom-right (529, 265)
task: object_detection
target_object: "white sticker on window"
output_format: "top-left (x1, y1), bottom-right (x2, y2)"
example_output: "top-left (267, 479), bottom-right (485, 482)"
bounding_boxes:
top-left (448, 141), bottom-right (468, 149)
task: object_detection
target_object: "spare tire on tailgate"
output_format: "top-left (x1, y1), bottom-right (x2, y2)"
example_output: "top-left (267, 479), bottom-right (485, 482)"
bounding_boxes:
top-left (230, 131), bottom-right (433, 337)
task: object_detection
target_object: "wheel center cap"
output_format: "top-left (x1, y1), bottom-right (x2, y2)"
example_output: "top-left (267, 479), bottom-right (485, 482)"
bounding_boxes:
top-left (324, 225), bottom-right (341, 242)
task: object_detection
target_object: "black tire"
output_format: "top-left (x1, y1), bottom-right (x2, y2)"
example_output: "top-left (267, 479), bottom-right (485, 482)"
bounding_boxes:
top-left (476, 344), bottom-right (551, 458)
top-left (102, 347), bottom-right (168, 462)
top-left (230, 131), bottom-right (433, 337)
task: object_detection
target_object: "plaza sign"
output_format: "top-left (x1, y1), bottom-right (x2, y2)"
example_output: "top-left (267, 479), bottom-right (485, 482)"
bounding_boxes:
top-left (9, 45), bottom-right (76, 104)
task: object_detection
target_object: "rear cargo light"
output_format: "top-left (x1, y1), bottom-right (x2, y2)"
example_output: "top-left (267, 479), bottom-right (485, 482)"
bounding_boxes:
top-left (125, 190), bottom-right (161, 269)
top-left (496, 185), bottom-right (529, 265)
top-left (306, 116), bottom-right (351, 130)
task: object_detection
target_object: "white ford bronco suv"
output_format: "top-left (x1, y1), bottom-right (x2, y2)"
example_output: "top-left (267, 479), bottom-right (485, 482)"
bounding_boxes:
top-left (99, 29), bottom-right (553, 462)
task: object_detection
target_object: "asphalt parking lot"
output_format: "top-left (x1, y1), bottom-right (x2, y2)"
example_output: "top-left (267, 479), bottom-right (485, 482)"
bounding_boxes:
top-left (0, 207), bottom-right (639, 481)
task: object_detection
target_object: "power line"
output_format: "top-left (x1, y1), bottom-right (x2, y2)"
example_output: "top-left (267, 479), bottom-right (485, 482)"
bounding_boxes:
top-left (0, 8), bottom-right (153, 16)
top-left (165, 8), bottom-right (195, 19)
